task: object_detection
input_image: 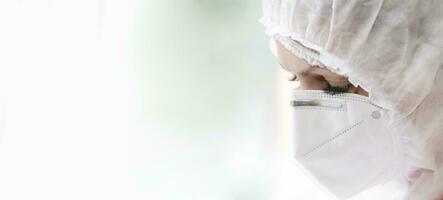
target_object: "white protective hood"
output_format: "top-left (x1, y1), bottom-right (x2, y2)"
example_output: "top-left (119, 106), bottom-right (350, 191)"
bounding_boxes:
top-left (261, 0), bottom-right (443, 199)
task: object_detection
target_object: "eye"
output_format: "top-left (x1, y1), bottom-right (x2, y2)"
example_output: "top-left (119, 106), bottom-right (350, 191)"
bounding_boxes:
top-left (323, 83), bottom-right (352, 95)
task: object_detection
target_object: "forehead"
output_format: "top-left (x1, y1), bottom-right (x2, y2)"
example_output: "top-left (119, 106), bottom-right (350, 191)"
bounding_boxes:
top-left (275, 40), bottom-right (313, 75)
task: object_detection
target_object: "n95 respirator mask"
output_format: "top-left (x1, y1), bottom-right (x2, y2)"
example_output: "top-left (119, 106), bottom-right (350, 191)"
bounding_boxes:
top-left (291, 90), bottom-right (402, 199)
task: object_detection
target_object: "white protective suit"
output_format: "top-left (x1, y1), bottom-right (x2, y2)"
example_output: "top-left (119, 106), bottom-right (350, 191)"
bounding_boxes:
top-left (261, 0), bottom-right (443, 199)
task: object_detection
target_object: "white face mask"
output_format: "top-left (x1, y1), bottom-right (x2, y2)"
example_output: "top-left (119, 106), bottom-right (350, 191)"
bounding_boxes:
top-left (291, 90), bottom-right (402, 199)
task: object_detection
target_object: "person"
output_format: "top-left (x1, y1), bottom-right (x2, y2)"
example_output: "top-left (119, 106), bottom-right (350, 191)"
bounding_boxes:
top-left (261, 0), bottom-right (443, 199)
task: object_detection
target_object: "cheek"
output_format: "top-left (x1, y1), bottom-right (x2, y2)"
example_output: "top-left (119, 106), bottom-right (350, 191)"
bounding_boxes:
top-left (355, 86), bottom-right (369, 97)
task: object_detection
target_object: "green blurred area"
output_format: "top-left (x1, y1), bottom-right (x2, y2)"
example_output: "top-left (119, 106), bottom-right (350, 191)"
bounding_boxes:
top-left (132, 1), bottom-right (279, 199)
top-left (135, 0), bottom-right (276, 135)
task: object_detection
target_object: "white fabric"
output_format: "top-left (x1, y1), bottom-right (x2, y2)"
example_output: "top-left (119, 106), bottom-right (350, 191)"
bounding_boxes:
top-left (291, 90), bottom-right (401, 199)
top-left (261, 0), bottom-right (443, 199)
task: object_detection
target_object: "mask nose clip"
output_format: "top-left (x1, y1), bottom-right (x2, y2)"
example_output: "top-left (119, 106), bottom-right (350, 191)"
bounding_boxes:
top-left (291, 100), bottom-right (344, 109)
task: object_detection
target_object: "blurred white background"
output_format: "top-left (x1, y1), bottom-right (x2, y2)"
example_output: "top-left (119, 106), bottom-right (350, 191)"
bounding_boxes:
top-left (0, 1), bottom-right (332, 200)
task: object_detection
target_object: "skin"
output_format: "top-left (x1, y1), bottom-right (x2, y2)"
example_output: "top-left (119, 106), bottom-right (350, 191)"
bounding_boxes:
top-left (275, 40), bottom-right (369, 96)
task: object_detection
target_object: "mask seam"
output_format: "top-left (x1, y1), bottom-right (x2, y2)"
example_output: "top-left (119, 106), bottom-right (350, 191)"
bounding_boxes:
top-left (293, 94), bottom-right (384, 109)
top-left (293, 107), bottom-right (346, 111)
top-left (295, 94), bottom-right (369, 103)
top-left (302, 120), bottom-right (364, 158)
top-left (292, 90), bottom-right (366, 100)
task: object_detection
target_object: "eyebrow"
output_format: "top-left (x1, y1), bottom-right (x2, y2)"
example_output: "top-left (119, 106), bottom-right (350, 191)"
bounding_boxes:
top-left (298, 66), bottom-right (318, 77)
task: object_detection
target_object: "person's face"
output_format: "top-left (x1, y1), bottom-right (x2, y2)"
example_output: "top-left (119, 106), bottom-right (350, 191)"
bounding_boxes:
top-left (275, 40), bottom-right (368, 96)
